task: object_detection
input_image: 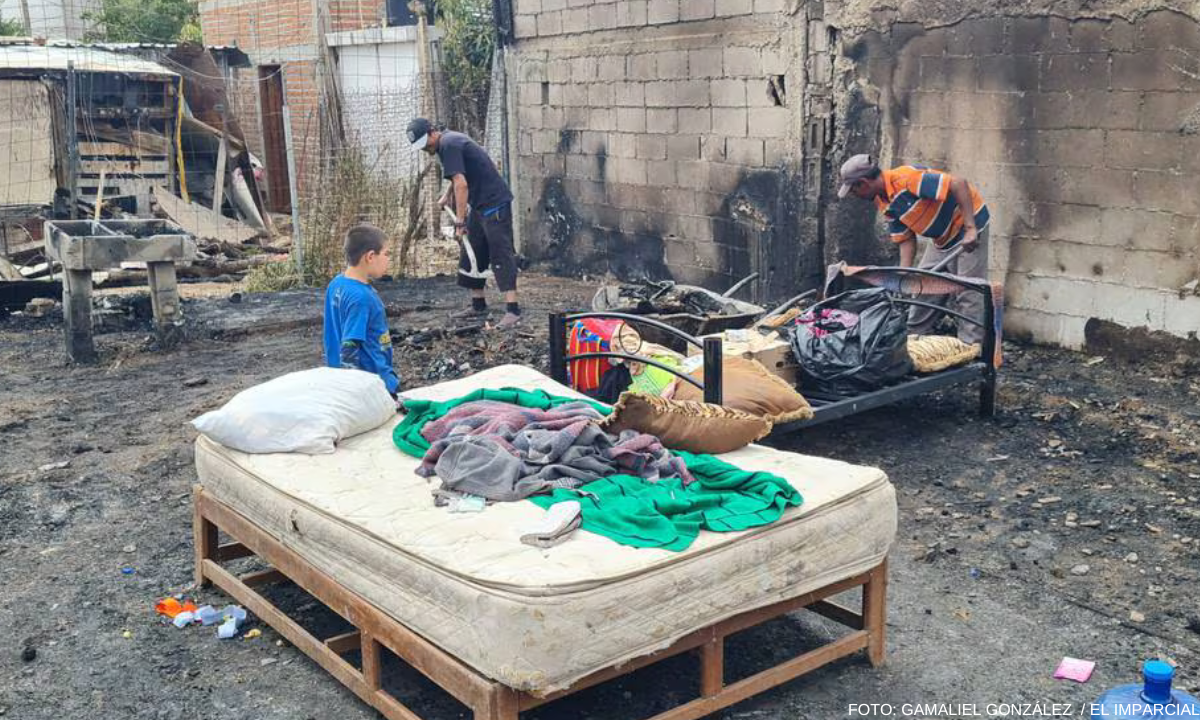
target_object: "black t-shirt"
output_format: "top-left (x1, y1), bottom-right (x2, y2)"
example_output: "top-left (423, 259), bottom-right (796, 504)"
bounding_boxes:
top-left (436, 131), bottom-right (513, 212)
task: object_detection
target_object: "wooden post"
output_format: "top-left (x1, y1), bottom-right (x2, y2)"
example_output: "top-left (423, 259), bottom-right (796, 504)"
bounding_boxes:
top-left (146, 260), bottom-right (182, 346)
top-left (67, 61), bottom-right (79, 219)
top-left (192, 488), bottom-right (218, 588)
top-left (476, 686), bottom-right (519, 720)
top-left (361, 632), bottom-right (382, 691)
top-left (62, 268), bottom-right (95, 363)
top-left (700, 636), bottom-right (724, 697)
top-left (280, 100), bottom-right (303, 272)
top-left (864, 561), bottom-right (888, 667)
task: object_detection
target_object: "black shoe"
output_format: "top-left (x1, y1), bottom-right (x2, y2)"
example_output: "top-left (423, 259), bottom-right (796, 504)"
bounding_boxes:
top-left (450, 306), bottom-right (491, 320)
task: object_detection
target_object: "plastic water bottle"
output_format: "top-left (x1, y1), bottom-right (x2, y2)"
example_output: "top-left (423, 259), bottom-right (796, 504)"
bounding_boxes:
top-left (1090, 661), bottom-right (1200, 718)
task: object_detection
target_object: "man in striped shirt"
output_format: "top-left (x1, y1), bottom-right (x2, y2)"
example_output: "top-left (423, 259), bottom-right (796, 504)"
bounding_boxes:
top-left (837, 154), bottom-right (991, 344)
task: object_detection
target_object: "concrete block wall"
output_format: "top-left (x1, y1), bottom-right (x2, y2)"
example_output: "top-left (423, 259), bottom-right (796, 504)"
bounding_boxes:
top-left (508, 0), bottom-right (814, 300)
top-left (840, 9), bottom-right (1200, 347)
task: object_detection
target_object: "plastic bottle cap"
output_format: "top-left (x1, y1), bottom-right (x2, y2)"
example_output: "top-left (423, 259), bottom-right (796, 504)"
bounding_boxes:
top-left (1144, 660), bottom-right (1174, 684)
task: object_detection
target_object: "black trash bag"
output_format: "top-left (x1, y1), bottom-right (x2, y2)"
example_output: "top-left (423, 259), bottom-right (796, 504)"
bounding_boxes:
top-left (789, 287), bottom-right (912, 394)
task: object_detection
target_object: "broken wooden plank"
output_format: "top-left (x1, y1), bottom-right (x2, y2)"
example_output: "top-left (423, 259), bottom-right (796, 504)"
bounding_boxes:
top-left (152, 186), bottom-right (260, 245)
top-left (19, 261), bottom-right (52, 278)
top-left (85, 128), bottom-right (170, 155)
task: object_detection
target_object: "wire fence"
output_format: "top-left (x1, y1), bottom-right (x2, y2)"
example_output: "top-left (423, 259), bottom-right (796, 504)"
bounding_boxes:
top-left (0, 0), bottom-right (497, 290)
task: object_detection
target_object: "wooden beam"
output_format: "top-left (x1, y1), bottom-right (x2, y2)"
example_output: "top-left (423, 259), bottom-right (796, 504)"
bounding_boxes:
top-left (864, 561), bottom-right (888, 667)
top-left (215, 541), bottom-right (254, 561)
top-left (153, 186), bottom-right (260, 244)
top-left (325, 630), bottom-right (362, 656)
top-left (45, 231), bottom-right (196, 271)
top-left (241, 568), bottom-right (287, 587)
top-left (361, 632), bottom-right (382, 689)
top-left (62, 268), bottom-right (95, 363)
top-left (809, 600), bottom-right (864, 630)
top-left (475, 686), bottom-right (519, 720)
top-left (147, 260), bottom-right (182, 347)
top-left (193, 485), bottom-right (218, 588)
top-left (646, 632), bottom-right (870, 720)
top-left (699, 637), bottom-right (723, 697)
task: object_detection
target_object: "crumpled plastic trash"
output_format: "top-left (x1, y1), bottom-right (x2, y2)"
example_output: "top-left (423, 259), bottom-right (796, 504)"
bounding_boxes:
top-left (155, 597), bottom-right (198, 619)
top-left (172, 611), bottom-right (196, 629)
top-left (447, 494), bottom-right (486, 513)
top-left (194, 605), bottom-right (220, 626)
top-left (216, 606), bottom-right (248, 639)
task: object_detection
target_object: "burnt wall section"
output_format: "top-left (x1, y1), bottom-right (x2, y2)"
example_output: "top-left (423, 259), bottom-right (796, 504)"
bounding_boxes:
top-left (509, 4), bottom-right (820, 303)
top-left (830, 7), bottom-right (1200, 347)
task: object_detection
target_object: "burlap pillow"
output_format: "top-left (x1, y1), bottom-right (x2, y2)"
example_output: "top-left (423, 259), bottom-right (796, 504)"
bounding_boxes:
top-left (674, 356), bottom-right (814, 424)
top-left (601, 392), bottom-right (772, 454)
top-left (907, 335), bottom-right (981, 373)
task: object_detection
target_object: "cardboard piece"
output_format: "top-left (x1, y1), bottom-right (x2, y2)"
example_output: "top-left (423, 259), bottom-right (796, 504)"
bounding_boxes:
top-left (687, 329), bottom-right (799, 386)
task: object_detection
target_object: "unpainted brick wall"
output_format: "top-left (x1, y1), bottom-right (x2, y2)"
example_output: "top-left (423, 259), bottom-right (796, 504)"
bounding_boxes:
top-left (842, 9), bottom-right (1200, 347)
top-left (509, 0), bottom-right (812, 301)
top-left (200, 0), bottom-right (379, 200)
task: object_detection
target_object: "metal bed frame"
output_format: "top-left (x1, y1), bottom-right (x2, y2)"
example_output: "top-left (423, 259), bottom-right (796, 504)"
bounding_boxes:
top-left (550, 266), bottom-right (999, 435)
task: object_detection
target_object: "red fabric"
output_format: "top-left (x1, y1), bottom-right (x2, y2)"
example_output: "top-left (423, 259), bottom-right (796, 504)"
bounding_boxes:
top-left (567, 318), bottom-right (624, 391)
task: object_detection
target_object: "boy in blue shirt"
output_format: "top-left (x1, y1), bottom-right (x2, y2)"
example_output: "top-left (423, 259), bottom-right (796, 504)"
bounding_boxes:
top-left (323, 224), bottom-right (401, 395)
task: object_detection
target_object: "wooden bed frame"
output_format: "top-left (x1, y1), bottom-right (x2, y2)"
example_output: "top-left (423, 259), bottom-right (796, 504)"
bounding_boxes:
top-left (194, 485), bottom-right (887, 720)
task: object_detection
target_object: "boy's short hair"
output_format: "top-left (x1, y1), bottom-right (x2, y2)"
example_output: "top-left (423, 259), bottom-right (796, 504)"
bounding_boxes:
top-left (344, 223), bottom-right (387, 266)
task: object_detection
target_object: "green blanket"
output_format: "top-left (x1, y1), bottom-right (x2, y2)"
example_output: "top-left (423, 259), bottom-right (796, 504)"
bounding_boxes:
top-left (394, 387), bottom-right (802, 551)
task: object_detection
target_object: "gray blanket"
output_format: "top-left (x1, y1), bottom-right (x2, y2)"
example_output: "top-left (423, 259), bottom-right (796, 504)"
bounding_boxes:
top-left (417, 399), bottom-right (693, 501)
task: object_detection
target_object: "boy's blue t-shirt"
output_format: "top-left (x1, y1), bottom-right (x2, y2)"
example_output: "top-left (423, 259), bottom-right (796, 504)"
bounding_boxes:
top-left (323, 274), bottom-right (400, 394)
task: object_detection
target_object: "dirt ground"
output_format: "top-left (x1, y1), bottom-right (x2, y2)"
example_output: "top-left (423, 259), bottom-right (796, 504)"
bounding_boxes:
top-left (1, 272), bottom-right (1198, 720)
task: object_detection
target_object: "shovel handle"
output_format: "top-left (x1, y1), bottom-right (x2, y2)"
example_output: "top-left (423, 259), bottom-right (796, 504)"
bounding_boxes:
top-left (929, 245), bottom-right (966, 273)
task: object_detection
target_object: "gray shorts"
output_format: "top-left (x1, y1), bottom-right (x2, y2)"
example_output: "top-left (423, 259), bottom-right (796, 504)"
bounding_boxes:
top-left (458, 204), bottom-right (518, 292)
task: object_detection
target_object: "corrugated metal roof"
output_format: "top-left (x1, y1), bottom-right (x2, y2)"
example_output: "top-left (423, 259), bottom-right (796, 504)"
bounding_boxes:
top-left (0, 45), bottom-right (178, 77)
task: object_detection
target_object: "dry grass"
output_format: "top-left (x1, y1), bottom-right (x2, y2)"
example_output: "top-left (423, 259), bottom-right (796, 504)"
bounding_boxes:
top-left (245, 146), bottom-right (428, 292)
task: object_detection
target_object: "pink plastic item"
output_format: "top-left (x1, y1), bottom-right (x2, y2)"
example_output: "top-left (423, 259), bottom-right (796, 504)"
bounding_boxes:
top-left (1053, 657), bottom-right (1096, 683)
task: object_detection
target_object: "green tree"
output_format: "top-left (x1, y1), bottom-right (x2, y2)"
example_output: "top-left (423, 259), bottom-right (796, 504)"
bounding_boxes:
top-left (435, 0), bottom-right (495, 138)
top-left (0, 14), bottom-right (26, 36)
top-left (83, 0), bottom-right (199, 43)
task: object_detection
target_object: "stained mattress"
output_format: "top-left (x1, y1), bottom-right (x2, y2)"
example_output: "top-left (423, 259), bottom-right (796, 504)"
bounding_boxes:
top-left (194, 364), bottom-right (897, 695)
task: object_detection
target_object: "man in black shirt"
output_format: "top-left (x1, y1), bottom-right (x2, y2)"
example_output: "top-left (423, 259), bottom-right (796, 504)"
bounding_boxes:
top-left (407, 118), bottom-right (522, 329)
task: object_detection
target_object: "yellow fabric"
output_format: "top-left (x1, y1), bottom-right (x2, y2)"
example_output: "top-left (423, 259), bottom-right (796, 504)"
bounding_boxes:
top-left (907, 334), bottom-right (981, 373)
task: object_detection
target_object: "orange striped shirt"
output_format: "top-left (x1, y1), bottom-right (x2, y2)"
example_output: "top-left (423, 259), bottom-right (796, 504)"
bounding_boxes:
top-left (874, 166), bottom-right (990, 249)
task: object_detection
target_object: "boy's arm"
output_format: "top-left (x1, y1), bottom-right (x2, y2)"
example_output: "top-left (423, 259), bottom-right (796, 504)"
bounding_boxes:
top-left (338, 296), bottom-right (371, 371)
top-left (340, 339), bottom-right (366, 370)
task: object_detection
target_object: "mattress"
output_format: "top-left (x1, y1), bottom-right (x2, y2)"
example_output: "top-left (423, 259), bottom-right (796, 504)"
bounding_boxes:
top-left (194, 364), bottom-right (897, 695)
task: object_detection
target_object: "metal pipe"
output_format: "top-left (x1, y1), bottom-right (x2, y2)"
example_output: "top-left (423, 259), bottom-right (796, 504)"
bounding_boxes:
top-left (722, 272), bottom-right (759, 299)
top-left (548, 312), bottom-right (568, 385)
top-left (929, 245), bottom-right (965, 273)
top-left (888, 297), bottom-right (984, 327)
top-left (562, 352), bottom-right (705, 391)
top-left (702, 336), bottom-right (723, 405)
top-left (752, 289), bottom-right (818, 329)
top-left (563, 310), bottom-right (705, 350)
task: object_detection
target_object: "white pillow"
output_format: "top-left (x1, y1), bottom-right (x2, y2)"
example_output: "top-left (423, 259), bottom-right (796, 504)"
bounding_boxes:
top-left (191, 367), bottom-right (395, 454)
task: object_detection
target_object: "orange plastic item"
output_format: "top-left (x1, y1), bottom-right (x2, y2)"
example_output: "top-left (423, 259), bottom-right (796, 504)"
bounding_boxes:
top-left (154, 597), bottom-right (198, 619)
